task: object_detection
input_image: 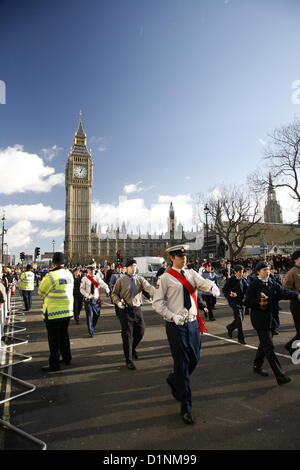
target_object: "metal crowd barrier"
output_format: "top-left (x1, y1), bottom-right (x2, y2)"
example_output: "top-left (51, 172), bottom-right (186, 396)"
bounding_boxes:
top-left (0, 287), bottom-right (47, 450)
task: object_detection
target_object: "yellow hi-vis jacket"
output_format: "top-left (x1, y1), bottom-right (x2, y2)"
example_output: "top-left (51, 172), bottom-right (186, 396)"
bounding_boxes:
top-left (38, 268), bottom-right (74, 320)
top-left (19, 271), bottom-right (35, 291)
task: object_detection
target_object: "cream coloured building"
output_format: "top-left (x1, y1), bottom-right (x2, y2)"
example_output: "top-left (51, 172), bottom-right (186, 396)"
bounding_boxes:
top-left (64, 114), bottom-right (204, 265)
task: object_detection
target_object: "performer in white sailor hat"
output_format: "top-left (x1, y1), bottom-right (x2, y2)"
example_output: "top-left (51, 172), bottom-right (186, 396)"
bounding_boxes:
top-left (152, 244), bottom-right (220, 425)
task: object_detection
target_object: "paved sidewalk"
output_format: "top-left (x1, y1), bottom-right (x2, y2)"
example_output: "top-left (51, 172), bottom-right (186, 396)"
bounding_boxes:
top-left (1, 292), bottom-right (300, 450)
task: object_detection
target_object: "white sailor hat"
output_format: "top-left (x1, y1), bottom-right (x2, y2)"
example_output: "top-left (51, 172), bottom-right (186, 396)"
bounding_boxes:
top-left (166, 244), bottom-right (190, 256)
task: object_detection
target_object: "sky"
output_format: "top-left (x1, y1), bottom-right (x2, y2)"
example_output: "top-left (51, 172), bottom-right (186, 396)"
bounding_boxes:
top-left (0, 0), bottom-right (300, 260)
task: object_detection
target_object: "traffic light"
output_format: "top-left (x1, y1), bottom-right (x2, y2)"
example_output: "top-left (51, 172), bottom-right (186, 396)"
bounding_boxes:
top-left (34, 247), bottom-right (40, 259)
top-left (20, 252), bottom-right (25, 260)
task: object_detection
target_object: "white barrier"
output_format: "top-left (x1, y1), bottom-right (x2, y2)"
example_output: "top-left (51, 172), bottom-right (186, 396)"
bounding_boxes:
top-left (0, 287), bottom-right (47, 450)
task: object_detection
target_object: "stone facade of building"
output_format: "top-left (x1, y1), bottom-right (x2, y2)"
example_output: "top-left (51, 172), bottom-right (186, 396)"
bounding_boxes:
top-left (64, 114), bottom-right (203, 265)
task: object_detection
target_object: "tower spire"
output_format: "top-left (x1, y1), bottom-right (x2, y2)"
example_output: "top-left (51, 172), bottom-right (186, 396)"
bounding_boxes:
top-left (264, 173), bottom-right (283, 223)
top-left (76, 110), bottom-right (86, 137)
top-left (74, 110), bottom-right (87, 145)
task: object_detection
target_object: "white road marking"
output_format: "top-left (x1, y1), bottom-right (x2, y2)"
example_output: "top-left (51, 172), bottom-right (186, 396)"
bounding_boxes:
top-left (203, 332), bottom-right (291, 360)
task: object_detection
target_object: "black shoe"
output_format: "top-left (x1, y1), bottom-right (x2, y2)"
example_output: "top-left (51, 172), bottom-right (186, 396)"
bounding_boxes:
top-left (42, 365), bottom-right (60, 372)
top-left (277, 375), bottom-right (291, 386)
top-left (166, 375), bottom-right (180, 401)
top-left (226, 325), bottom-right (233, 338)
top-left (238, 339), bottom-right (246, 345)
top-left (273, 330), bottom-right (279, 335)
top-left (59, 360), bottom-right (71, 366)
top-left (182, 412), bottom-right (196, 425)
top-left (127, 361), bottom-right (136, 370)
top-left (253, 366), bottom-right (269, 377)
top-left (209, 317), bottom-right (216, 321)
top-left (133, 350), bottom-right (138, 360)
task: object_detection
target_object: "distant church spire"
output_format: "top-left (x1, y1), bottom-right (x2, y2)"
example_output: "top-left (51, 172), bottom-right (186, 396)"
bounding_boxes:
top-left (264, 173), bottom-right (283, 223)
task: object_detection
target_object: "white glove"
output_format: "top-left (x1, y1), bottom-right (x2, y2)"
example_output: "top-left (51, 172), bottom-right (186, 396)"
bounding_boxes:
top-left (106, 288), bottom-right (110, 295)
top-left (172, 313), bottom-right (185, 326)
top-left (117, 300), bottom-right (126, 310)
top-left (181, 308), bottom-right (189, 320)
top-left (211, 285), bottom-right (220, 297)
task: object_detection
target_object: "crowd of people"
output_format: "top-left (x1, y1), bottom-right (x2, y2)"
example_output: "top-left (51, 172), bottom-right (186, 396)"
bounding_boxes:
top-left (1, 249), bottom-right (300, 426)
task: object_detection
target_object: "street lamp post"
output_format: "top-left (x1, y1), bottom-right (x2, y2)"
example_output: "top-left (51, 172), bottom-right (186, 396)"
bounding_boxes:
top-left (52, 239), bottom-right (55, 254)
top-left (204, 204), bottom-right (209, 260)
top-left (1, 210), bottom-right (7, 265)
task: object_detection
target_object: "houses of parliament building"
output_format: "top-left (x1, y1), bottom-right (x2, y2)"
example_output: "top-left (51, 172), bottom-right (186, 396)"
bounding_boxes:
top-left (64, 114), bottom-right (202, 265)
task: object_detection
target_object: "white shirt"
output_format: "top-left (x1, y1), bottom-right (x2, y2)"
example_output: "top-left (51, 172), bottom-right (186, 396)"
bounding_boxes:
top-left (152, 268), bottom-right (215, 323)
top-left (80, 274), bottom-right (110, 300)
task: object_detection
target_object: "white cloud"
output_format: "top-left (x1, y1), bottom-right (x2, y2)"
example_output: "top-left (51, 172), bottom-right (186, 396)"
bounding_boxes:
top-left (0, 145), bottom-right (64, 194)
top-left (7, 220), bottom-right (39, 249)
top-left (123, 181), bottom-right (144, 194)
top-left (92, 194), bottom-right (194, 233)
top-left (41, 144), bottom-right (63, 161)
top-left (2, 203), bottom-right (65, 223)
top-left (275, 187), bottom-right (299, 223)
top-left (158, 194), bottom-right (192, 204)
top-left (40, 228), bottom-right (65, 239)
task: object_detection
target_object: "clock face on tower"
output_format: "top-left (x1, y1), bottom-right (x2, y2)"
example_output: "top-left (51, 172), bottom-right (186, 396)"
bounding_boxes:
top-left (74, 165), bottom-right (87, 179)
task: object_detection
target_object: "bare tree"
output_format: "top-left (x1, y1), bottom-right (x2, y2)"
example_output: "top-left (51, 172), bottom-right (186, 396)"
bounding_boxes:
top-left (195, 185), bottom-right (263, 259)
top-left (248, 119), bottom-right (300, 202)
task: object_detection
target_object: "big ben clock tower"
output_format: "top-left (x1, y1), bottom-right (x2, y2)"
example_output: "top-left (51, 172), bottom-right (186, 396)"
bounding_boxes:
top-left (64, 112), bottom-right (93, 264)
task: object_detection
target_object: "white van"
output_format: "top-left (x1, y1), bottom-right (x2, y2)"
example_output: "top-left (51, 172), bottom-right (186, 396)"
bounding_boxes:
top-left (135, 257), bottom-right (165, 284)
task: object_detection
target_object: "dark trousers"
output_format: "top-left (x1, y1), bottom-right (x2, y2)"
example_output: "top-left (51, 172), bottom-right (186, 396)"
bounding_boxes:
top-left (254, 329), bottom-right (284, 379)
top-left (286, 300), bottom-right (300, 350)
top-left (73, 293), bottom-right (83, 322)
top-left (45, 317), bottom-right (72, 369)
top-left (22, 290), bottom-right (32, 310)
top-left (118, 306), bottom-right (145, 363)
top-left (84, 299), bottom-right (100, 335)
top-left (202, 295), bottom-right (215, 319)
top-left (165, 320), bottom-right (201, 415)
top-left (227, 305), bottom-right (245, 341)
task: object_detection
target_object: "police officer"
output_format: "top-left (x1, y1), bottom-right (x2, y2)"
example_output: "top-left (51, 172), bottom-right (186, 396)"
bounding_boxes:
top-left (80, 265), bottom-right (110, 337)
top-left (38, 252), bottom-right (74, 372)
top-left (223, 265), bottom-right (247, 344)
top-left (152, 245), bottom-right (219, 425)
top-left (19, 264), bottom-right (35, 311)
top-left (112, 259), bottom-right (154, 370)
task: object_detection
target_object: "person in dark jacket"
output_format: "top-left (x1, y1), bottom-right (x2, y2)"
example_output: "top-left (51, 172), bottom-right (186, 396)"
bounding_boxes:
top-left (245, 260), bottom-right (300, 386)
top-left (72, 267), bottom-right (83, 324)
top-left (283, 250), bottom-right (300, 356)
top-left (223, 265), bottom-right (247, 344)
top-left (269, 269), bottom-right (282, 335)
top-left (242, 269), bottom-right (251, 315)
